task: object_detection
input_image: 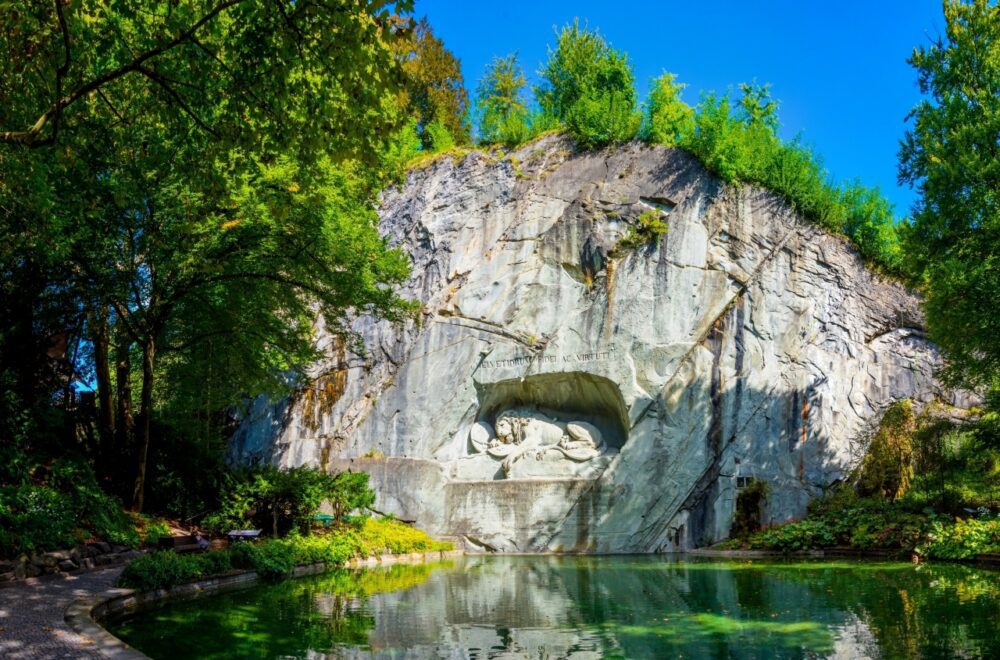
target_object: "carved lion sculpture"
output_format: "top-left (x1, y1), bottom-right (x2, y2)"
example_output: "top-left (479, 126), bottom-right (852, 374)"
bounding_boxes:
top-left (467, 407), bottom-right (605, 476)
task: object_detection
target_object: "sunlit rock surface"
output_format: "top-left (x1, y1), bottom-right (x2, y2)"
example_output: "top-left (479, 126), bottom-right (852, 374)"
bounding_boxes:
top-left (230, 136), bottom-right (961, 551)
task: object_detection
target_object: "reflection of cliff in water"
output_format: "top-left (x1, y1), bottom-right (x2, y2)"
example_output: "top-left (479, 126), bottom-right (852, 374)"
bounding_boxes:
top-left (112, 557), bottom-right (1000, 659)
top-left (358, 557), bottom-right (1000, 659)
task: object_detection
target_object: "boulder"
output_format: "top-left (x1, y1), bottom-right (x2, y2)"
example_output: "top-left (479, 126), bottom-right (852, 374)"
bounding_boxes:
top-left (58, 559), bottom-right (78, 572)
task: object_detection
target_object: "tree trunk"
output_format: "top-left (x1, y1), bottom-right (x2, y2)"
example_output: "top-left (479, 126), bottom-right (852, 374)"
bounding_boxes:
top-left (115, 332), bottom-right (134, 451)
top-left (131, 335), bottom-right (155, 513)
top-left (89, 306), bottom-right (115, 469)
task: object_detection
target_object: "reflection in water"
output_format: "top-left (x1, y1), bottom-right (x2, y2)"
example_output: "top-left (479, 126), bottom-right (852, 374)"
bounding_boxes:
top-left (111, 556), bottom-right (1000, 659)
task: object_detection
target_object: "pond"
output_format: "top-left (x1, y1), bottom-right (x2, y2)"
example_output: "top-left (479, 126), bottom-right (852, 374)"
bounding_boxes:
top-left (109, 555), bottom-right (1000, 659)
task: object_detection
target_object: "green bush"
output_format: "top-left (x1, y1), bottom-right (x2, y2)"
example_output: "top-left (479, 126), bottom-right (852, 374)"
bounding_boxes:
top-left (536, 21), bottom-right (641, 149)
top-left (731, 479), bottom-right (769, 539)
top-left (423, 118), bottom-right (455, 153)
top-left (0, 456), bottom-right (140, 557)
top-left (616, 209), bottom-right (669, 252)
top-left (641, 73), bottom-right (694, 147)
top-left (856, 401), bottom-right (916, 501)
top-left (919, 518), bottom-right (1000, 559)
top-left (117, 518), bottom-right (452, 591)
top-left (204, 466), bottom-right (375, 538)
top-left (246, 541), bottom-right (296, 579)
top-left (476, 54), bottom-right (534, 147)
top-left (119, 551), bottom-right (212, 591)
top-left (139, 516), bottom-right (172, 547)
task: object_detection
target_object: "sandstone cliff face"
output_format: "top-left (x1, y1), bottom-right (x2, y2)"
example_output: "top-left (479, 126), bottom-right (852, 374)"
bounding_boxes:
top-left (230, 136), bottom-right (950, 552)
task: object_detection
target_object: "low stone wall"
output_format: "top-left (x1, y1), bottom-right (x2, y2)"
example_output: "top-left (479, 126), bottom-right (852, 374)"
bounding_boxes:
top-left (0, 542), bottom-right (142, 583)
top-left (65, 549), bottom-right (463, 659)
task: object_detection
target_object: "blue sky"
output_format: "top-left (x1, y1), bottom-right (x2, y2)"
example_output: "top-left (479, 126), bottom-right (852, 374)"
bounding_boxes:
top-left (416, 0), bottom-right (947, 216)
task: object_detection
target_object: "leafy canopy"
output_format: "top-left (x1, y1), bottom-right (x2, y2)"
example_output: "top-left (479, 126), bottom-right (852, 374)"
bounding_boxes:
top-left (476, 54), bottom-right (533, 147)
top-left (641, 73), bottom-right (694, 146)
top-left (537, 21), bottom-right (641, 149)
top-left (0, 0), bottom-right (418, 511)
top-left (396, 17), bottom-right (470, 148)
top-left (898, 0), bottom-right (1000, 393)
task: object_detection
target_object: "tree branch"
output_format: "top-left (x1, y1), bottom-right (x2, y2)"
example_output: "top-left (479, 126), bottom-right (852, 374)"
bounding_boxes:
top-left (0, 0), bottom-right (244, 147)
top-left (137, 65), bottom-right (219, 137)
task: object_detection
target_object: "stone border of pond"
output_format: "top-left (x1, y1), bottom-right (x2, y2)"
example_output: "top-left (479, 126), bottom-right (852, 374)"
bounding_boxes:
top-left (64, 549), bottom-right (464, 659)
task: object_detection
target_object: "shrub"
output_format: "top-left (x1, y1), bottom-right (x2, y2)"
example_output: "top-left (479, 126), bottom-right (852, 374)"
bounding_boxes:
top-left (117, 518), bottom-right (452, 591)
top-left (536, 21), bottom-right (641, 149)
top-left (0, 457), bottom-right (140, 557)
top-left (919, 518), bottom-right (1000, 560)
top-left (616, 209), bottom-right (668, 252)
top-left (476, 54), bottom-right (534, 147)
top-left (119, 551), bottom-right (211, 591)
top-left (205, 467), bottom-right (375, 538)
top-left (672, 83), bottom-right (902, 273)
top-left (423, 118), bottom-right (455, 153)
top-left (138, 516), bottom-right (172, 547)
top-left (247, 541), bottom-right (296, 579)
top-left (641, 73), bottom-right (694, 146)
top-left (358, 517), bottom-right (453, 555)
top-left (855, 401), bottom-right (916, 501)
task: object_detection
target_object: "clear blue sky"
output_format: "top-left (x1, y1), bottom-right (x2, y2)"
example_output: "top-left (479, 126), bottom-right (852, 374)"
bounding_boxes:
top-left (416, 0), bottom-right (947, 216)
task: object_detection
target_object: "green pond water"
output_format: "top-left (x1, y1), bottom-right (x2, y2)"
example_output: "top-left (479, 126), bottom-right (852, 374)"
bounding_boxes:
top-left (109, 555), bottom-right (1000, 659)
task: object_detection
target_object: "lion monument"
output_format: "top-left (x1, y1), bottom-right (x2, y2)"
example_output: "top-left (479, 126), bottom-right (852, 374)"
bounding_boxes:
top-left (467, 407), bottom-right (606, 476)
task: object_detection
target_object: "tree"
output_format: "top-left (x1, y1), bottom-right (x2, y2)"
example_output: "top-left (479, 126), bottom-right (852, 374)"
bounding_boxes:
top-left (536, 21), bottom-right (641, 149)
top-left (641, 72), bottom-right (694, 146)
top-left (898, 0), bottom-right (1000, 392)
top-left (476, 54), bottom-right (532, 146)
top-left (1, 0), bottom-right (417, 511)
top-left (397, 17), bottom-right (470, 148)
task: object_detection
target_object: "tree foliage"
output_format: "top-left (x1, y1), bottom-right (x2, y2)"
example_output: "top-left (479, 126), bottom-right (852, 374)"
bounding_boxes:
top-left (469, 31), bottom-right (901, 272)
top-left (899, 0), bottom-right (1000, 393)
top-left (641, 73), bottom-right (694, 146)
top-left (476, 54), bottom-right (533, 147)
top-left (537, 21), bottom-right (641, 149)
top-left (205, 466), bottom-right (376, 537)
top-left (396, 17), bottom-right (470, 148)
top-left (678, 84), bottom-right (902, 271)
top-left (0, 0), bottom-right (417, 512)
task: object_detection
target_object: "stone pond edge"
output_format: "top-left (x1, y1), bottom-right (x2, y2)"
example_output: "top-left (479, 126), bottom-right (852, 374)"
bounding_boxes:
top-left (64, 549), bottom-right (465, 660)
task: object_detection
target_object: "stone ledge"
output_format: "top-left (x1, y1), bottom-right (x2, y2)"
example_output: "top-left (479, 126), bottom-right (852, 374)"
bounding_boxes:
top-left (64, 549), bottom-right (462, 659)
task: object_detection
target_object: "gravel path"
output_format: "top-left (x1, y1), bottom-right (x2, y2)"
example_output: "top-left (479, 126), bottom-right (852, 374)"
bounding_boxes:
top-left (0, 568), bottom-right (125, 659)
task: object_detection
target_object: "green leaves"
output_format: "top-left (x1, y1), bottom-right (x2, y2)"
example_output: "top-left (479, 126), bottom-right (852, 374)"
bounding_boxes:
top-left (537, 21), bottom-right (641, 149)
top-left (641, 73), bottom-right (694, 147)
top-left (899, 0), bottom-right (1000, 392)
top-left (476, 54), bottom-right (532, 147)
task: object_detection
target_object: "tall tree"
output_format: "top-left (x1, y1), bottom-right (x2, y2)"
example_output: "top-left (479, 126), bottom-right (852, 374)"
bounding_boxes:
top-left (397, 17), bottom-right (471, 147)
top-left (898, 0), bottom-right (1000, 392)
top-left (476, 53), bottom-right (532, 147)
top-left (1, 0), bottom-right (416, 510)
top-left (641, 72), bottom-right (694, 146)
top-left (536, 21), bottom-right (640, 149)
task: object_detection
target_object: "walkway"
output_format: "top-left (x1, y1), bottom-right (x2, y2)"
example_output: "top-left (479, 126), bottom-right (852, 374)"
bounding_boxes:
top-left (0, 567), bottom-right (126, 659)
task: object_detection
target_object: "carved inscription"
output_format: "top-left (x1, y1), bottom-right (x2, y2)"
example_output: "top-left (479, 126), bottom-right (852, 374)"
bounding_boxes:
top-left (481, 346), bottom-right (615, 370)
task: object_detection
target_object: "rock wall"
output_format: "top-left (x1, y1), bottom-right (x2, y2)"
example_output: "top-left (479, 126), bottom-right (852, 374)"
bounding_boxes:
top-left (230, 136), bottom-right (956, 552)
